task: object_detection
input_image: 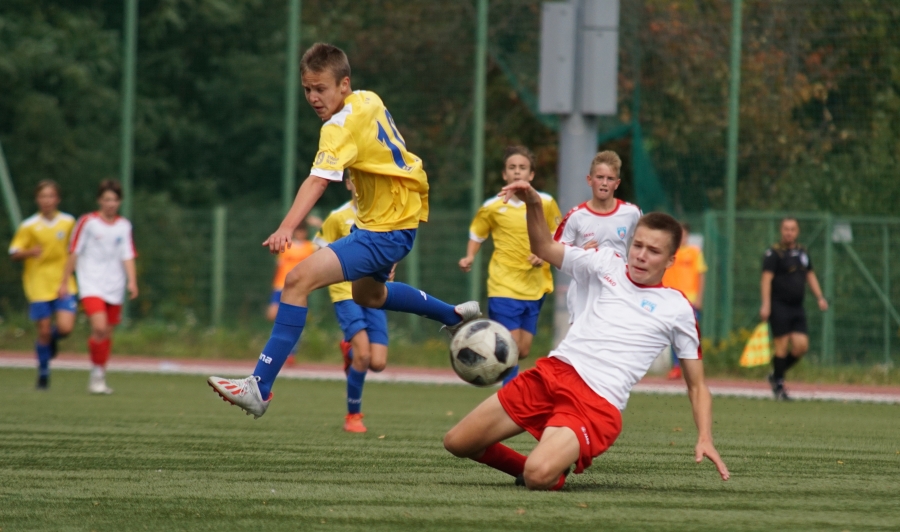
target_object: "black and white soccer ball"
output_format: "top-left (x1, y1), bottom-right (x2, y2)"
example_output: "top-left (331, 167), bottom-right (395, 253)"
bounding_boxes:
top-left (449, 319), bottom-right (519, 386)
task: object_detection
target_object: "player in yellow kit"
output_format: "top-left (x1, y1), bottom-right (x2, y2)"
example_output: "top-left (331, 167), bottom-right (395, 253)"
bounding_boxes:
top-left (208, 42), bottom-right (479, 419)
top-left (8, 180), bottom-right (78, 389)
top-left (459, 146), bottom-right (562, 385)
top-left (313, 180), bottom-right (390, 433)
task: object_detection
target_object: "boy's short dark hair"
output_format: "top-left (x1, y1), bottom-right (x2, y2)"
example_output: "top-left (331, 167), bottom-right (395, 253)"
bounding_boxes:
top-left (97, 179), bottom-right (123, 199)
top-left (636, 212), bottom-right (683, 255)
top-left (300, 43), bottom-right (351, 82)
top-left (35, 179), bottom-right (60, 197)
top-left (503, 146), bottom-right (536, 173)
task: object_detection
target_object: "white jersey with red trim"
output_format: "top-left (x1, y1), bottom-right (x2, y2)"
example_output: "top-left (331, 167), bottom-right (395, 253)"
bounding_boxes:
top-left (554, 199), bottom-right (642, 323)
top-left (70, 213), bottom-right (136, 304)
top-left (551, 246), bottom-right (700, 411)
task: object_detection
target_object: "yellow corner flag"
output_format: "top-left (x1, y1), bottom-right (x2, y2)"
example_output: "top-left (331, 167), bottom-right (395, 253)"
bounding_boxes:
top-left (740, 322), bottom-right (772, 368)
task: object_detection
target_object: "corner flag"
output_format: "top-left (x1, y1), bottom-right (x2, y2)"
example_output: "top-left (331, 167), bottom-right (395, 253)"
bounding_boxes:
top-left (739, 322), bottom-right (771, 368)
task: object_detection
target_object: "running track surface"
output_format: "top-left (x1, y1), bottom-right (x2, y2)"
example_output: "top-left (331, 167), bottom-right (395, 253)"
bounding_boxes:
top-left (2, 351), bottom-right (899, 404)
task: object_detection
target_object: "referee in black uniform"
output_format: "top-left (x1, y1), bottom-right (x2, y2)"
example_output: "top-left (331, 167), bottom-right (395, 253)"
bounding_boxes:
top-left (760, 218), bottom-right (828, 400)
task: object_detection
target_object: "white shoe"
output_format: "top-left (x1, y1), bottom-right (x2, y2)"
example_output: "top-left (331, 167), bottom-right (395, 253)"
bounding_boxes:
top-left (443, 301), bottom-right (482, 335)
top-left (88, 367), bottom-right (113, 395)
top-left (207, 376), bottom-right (271, 419)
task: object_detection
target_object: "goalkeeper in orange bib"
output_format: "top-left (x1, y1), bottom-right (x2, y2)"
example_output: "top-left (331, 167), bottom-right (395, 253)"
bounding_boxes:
top-left (208, 43), bottom-right (480, 418)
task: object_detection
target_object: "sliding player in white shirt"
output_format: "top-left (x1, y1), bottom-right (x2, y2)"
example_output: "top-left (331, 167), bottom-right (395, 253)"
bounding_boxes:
top-left (60, 180), bottom-right (138, 395)
top-left (443, 180), bottom-right (729, 491)
top-left (554, 150), bottom-right (641, 323)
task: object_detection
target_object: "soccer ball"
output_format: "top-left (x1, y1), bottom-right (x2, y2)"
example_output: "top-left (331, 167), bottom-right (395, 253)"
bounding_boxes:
top-left (449, 319), bottom-right (519, 386)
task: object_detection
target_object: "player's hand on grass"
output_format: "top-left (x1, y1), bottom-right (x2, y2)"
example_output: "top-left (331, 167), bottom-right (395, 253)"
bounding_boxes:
top-left (582, 240), bottom-right (599, 250)
top-left (695, 439), bottom-right (730, 480)
top-left (527, 254), bottom-right (544, 267)
top-left (263, 227), bottom-right (294, 254)
top-left (459, 256), bottom-right (474, 272)
top-left (759, 303), bottom-right (770, 321)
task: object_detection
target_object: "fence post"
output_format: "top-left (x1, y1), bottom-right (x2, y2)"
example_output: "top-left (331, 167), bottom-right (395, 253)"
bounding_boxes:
top-left (468, 0), bottom-right (488, 304)
top-left (407, 239), bottom-right (421, 337)
top-left (281, 0), bottom-right (302, 215)
top-left (883, 225), bottom-right (891, 365)
top-left (211, 206), bottom-right (227, 327)
top-left (822, 213), bottom-right (835, 364)
top-left (0, 141), bottom-right (21, 228)
top-left (702, 210), bottom-right (718, 341)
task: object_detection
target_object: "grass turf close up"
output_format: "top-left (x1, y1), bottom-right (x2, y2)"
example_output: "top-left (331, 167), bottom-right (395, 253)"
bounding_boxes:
top-left (1, 369), bottom-right (898, 531)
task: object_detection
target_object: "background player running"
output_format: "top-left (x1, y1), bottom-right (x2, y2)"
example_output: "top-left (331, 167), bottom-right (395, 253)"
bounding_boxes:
top-left (314, 180), bottom-right (390, 433)
top-left (458, 146), bottom-right (561, 385)
top-left (208, 43), bottom-right (479, 418)
top-left (266, 222), bottom-right (317, 366)
top-left (443, 180), bottom-right (729, 490)
top-left (8, 180), bottom-right (78, 390)
top-left (661, 222), bottom-right (707, 379)
top-left (554, 151), bottom-right (641, 324)
top-left (760, 217), bottom-right (828, 400)
top-left (60, 180), bottom-right (138, 395)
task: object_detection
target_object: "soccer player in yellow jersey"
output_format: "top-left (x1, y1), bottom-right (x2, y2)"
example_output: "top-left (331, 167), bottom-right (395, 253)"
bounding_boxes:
top-left (208, 43), bottom-right (479, 418)
top-left (8, 180), bottom-right (78, 389)
top-left (313, 180), bottom-right (390, 433)
top-left (459, 147), bottom-right (561, 385)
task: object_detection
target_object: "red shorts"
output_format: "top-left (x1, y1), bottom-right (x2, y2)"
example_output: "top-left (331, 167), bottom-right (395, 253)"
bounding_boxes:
top-left (498, 357), bottom-right (622, 474)
top-left (81, 297), bottom-right (122, 326)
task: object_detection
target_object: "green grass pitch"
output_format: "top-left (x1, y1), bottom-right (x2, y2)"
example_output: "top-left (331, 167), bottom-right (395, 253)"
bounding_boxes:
top-left (1, 369), bottom-right (898, 531)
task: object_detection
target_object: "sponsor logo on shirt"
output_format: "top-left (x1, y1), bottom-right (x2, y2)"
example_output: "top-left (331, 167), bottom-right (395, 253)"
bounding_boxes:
top-left (617, 226), bottom-right (627, 239)
top-left (315, 151), bottom-right (326, 165)
top-left (603, 275), bottom-right (617, 287)
top-left (640, 299), bottom-right (657, 313)
top-left (498, 207), bottom-right (507, 213)
top-left (583, 232), bottom-right (595, 239)
top-left (581, 426), bottom-right (590, 446)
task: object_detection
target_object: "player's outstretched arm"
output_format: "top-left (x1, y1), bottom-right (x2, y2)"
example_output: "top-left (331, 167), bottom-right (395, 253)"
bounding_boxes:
top-left (263, 175), bottom-right (329, 254)
top-left (500, 181), bottom-right (565, 269)
top-left (681, 358), bottom-right (730, 480)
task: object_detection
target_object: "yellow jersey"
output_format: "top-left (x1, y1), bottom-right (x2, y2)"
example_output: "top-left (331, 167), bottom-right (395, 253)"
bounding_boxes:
top-left (470, 193), bottom-right (562, 300)
top-left (8, 212), bottom-right (78, 302)
top-left (313, 201), bottom-right (357, 302)
top-left (309, 91), bottom-right (428, 232)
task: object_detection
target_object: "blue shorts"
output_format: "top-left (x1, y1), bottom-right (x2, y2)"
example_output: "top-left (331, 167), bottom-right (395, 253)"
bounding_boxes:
top-left (329, 227), bottom-right (416, 284)
top-left (270, 290), bottom-right (282, 304)
top-left (488, 296), bottom-right (545, 336)
top-left (29, 295), bottom-right (78, 321)
top-left (334, 300), bottom-right (389, 345)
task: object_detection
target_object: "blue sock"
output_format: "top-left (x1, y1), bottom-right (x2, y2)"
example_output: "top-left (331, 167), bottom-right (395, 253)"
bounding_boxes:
top-left (36, 342), bottom-right (52, 378)
top-left (253, 303), bottom-right (307, 398)
top-left (346, 367), bottom-right (366, 414)
top-left (380, 282), bottom-right (460, 325)
top-left (501, 364), bottom-right (519, 387)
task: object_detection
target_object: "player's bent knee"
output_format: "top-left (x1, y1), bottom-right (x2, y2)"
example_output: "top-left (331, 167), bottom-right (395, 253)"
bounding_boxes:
top-left (522, 461), bottom-right (560, 490)
top-left (368, 359), bottom-right (387, 372)
top-left (442, 429), bottom-right (475, 458)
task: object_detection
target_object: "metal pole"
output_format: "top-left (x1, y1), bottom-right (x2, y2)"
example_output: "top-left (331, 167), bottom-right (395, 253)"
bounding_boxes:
top-left (211, 206), bottom-right (227, 326)
top-left (720, 0), bottom-right (743, 339)
top-left (883, 225), bottom-right (891, 365)
top-left (120, 0), bottom-right (138, 221)
top-left (282, 0), bottom-right (302, 215)
top-left (407, 240), bottom-right (421, 336)
top-left (702, 210), bottom-right (718, 339)
top-left (822, 214), bottom-right (835, 364)
top-left (469, 0), bottom-right (488, 304)
top-left (0, 140), bottom-right (21, 228)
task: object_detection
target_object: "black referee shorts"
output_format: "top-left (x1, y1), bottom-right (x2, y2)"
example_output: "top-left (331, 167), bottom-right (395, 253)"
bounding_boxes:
top-left (768, 301), bottom-right (808, 337)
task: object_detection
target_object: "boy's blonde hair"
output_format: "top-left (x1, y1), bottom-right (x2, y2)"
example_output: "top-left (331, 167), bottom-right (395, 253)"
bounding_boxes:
top-left (589, 150), bottom-right (622, 177)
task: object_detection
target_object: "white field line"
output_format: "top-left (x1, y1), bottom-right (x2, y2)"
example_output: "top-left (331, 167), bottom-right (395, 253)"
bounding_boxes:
top-left (2, 356), bottom-right (898, 404)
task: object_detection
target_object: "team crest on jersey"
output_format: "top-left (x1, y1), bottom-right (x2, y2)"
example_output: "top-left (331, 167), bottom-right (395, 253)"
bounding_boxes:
top-left (800, 252), bottom-right (809, 267)
top-left (617, 226), bottom-right (627, 239)
top-left (640, 299), bottom-right (657, 313)
top-left (57, 231), bottom-right (65, 240)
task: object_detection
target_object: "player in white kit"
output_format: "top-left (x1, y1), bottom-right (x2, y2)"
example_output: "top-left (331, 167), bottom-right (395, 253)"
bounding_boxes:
top-left (60, 180), bottom-right (138, 394)
top-left (554, 151), bottom-right (641, 323)
top-left (443, 180), bottom-right (729, 491)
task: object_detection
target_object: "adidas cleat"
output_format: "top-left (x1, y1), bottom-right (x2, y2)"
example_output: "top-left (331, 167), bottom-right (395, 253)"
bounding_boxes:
top-left (442, 301), bottom-right (482, 335)
top-left (207, 376), bottom-right (271, 419)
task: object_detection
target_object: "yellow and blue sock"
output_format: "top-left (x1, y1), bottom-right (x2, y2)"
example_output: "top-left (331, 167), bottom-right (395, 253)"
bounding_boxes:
top-left (501, 364), bottom-right (519, 386)
top-left (347, 367), bottom-right (366, 414)
top-left (253, 303), bottom-right (307, 399)
top-left (380, 282), bottom-right (460, 325)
